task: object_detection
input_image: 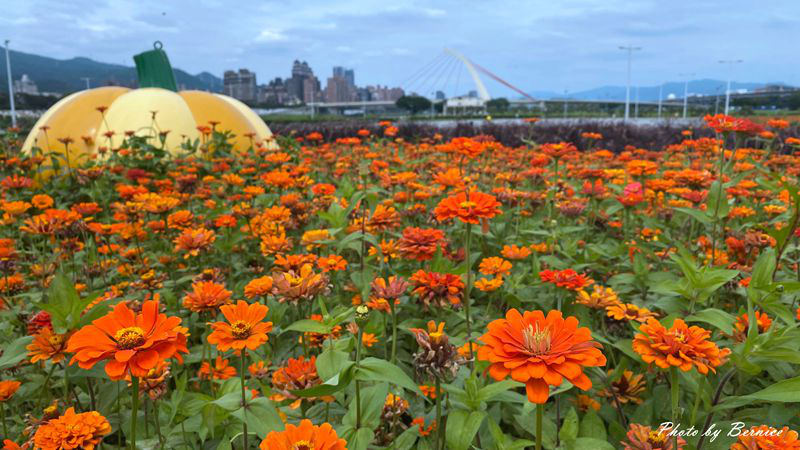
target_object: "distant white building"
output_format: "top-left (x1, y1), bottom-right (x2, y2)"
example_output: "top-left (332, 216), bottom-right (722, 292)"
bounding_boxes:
top-left (443, 96), bottom-right (486, 115)
top-left (14, 74), bottom-right (38, 95)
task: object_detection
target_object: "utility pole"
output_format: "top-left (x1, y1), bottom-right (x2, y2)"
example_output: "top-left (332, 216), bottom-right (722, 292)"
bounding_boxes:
top-left (619, 45), bottom-right (641, 122)
top-left (634, 86), bottom-right (639, 118)
top-left (4, 39), bottom-right (16, 128)
top-left (679, 72), bottom-right (695, 118)
top-left (81, 77), bottom-right (91, 90)
top-left (719, 59), bottom-right (742, 115)
top-left (657, 83), bottom-right (663, 118)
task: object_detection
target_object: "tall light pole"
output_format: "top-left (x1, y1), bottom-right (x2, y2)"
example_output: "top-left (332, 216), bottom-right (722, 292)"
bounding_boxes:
top-left (719, 59), bottom-right (742, 115)
top-left (634, 86), bottom-right (639, 118)
top-left (657, 83), bottom-right (663, 118)
top-left (619, 45), bottom-right (641, 122)
top-left (81, 77), bottom-right (91, 90)
top-left (4, 39), bottom-right (16, 128)
top-left (679, 72), bottom-right (695, 118)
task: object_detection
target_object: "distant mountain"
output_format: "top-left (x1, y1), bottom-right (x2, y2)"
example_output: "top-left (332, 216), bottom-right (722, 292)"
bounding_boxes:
top-left (0, 49), bottom-right (223, 95)
top-left (528, 79), bottom-right (788, 102)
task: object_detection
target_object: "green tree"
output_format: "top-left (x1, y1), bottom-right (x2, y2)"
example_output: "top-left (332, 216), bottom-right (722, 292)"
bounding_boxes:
top-left (395, 95), bottom-right (432, 115)
top-left (486, 97), bottom-right (510, 111)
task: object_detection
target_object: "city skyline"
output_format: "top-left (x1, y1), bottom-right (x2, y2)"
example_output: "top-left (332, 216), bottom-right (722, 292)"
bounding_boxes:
top-left (4, 0), bottom-right (800, 96)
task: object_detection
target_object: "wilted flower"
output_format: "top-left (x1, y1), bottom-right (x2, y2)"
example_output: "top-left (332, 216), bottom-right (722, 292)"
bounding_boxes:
top-left (409, 321), bottom-right (464, 381)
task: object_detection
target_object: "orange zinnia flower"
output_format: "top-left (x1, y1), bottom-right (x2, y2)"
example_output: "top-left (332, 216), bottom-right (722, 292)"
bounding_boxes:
top-left (270, 356), bottom-right (332, 408)
top-left (317, 254), bottom-right (348, 272)
top-left (258, 419), bottom-right (347, 450)
top-left (66, 300), bottom-right (188, 380)
top-left (27, 327), bottom-right (70, 364)
top-left (606, 303), bottom-right (658, 323)
top-left (539, 269), bottom-right (594, 291)
top-left (478, 257), bottom-right (512, 276)
top-left (501, 244), bottom-right (531, 260)
top-left (434, 191), bottom-right (502, 224)
top-left (198, 356), bottom-right (237, 380)
top-left (410, 270), bottom-right (464, 309)
top-left (0, 380), bottom-right (21, 402)
top-left (478, 309), bottom-right (606, 404)
top-left (397, 227), bottom-right (446, 261)
top-left (182, 281), bottom-right (232, 313)
top-left (32, 407), bottom-right (112, 450)
top-left (208, 301), bottom-right (273, 352)
top-left (173, 227), bottom-right (216, 258)
top-left (730, 425), bottom-right (800, 450)
top-left (244, 276), bottom-right (274, 299)
top-left (633, 318), bottom-right (725, 374)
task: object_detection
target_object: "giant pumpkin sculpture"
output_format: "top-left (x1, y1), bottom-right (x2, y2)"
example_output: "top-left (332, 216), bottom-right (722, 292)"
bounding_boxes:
top-left (21, 43), bottom-right (276, 169)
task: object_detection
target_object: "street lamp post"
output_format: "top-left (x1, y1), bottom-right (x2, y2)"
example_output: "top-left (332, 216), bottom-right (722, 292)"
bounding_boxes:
top-left (619, 45), bottom-right (641, 122)
top-left (679, 72), bottom-right (695, 119)
top-left (657, 83), bottom-right (663, 119)
top-left (81, 77), bottom-right (91, 90)
top-left (4, 39), bottom-right (16, 128)
top-left (719, 59), bottom-right (743, 115)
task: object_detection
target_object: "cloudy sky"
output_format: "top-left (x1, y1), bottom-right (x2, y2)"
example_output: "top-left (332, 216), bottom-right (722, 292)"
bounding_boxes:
top-left (4, 0), bottom-right (799, 95)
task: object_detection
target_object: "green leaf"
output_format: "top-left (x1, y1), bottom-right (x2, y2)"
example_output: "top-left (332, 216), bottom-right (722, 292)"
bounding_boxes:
top-left (282, 319), bottom-right (331, 334)
top-left (343, 382), bottom-right (389, 430)
top-left (342, 427), bottom-right (375, 450)
top-left (705, 181), bottom-right (730, 219)
top-left (387, 426), bottom-right (419, 450)
top-left (476, 379), bottom-right (523, 403)
top-left (0, 336), bottom-right (33, 370)
top-left (744, 376), bottom-right (800, 403)
top-left (675, 207), bottom-right (713, 225)
top-left (211, 392), bottom-right (242, 411)
top-left (292, 363), bottom-right (355, 397)
top-left (445, 409), bottom-right (486, 450)
top-left (230, 397), bottom-right (284, 438)
top-left (578, 410), bottom-right (606, 441)
top-left (355, 358), bottom-right (423, 396)
top-left (568, 437), bottom-right (616, 450)
top-left (748, 248), bottom-right (776, 291)
top-left (316, 347), bottom-right (351, 381)
top-left (558, 407), bottom-right (579, 444)
top-left (686, 308), bottom-right (736, 335)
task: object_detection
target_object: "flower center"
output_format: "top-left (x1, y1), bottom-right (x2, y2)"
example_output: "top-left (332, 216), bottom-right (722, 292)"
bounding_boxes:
top-left (114, 327), bottom-right (146, 350)
top-left (459, 200), bottom-right (477, 209)
top-left (231, 321), bottom-right (252, 339)
top-left (671, 331), bottom-right (686, 343)
top-left (48, 334), bottom-right (65, 346)
top-left (521, 323), bottom-right (551, 355)
top-left (292, 441), bottom-right (314, 450)
top-left (649, 430), bottom-right (667, 444)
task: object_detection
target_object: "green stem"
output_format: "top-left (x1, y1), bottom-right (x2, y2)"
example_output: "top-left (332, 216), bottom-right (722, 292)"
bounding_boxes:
top-left (536, 402), bottom-right (543, 450)
top-left (241, 350), bottom-right (248, 449)
top-left (131, 376), bottom-right (139, 450)
top-left (435, 378), bottom-right (443, 450)
top-left (390, 299), bottom-right (397, 365)
top-left (355, 327), bottom-right (363, 429)
top-left (464, 221), bottom-right (474, 369)
top-left (670, 367), bottom-right (680, 450)
top-left (154, 399), bottom-right (165, 448)
top-left (1, 401), bottom-right (7, 439)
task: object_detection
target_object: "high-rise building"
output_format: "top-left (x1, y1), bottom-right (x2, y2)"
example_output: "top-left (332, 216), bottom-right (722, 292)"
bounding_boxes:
top-left (287, 60), bottom-right (321, 104)
top-left (223, 69), bottom-right (257, 103)
top-left (367, 85), bottom-right (405, 101)
top-left (324, 67), bottom-right (357, 102)
top-left (344, 69), bottom-right (355, 87)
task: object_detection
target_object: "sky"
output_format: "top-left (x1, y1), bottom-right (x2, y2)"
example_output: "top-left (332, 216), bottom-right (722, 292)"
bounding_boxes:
top-left (4, 0), bottom-right (799, 96)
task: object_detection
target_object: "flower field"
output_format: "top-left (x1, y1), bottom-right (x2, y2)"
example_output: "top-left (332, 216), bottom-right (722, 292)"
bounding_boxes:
top-left (2, 115), bottom-right (800, 449)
